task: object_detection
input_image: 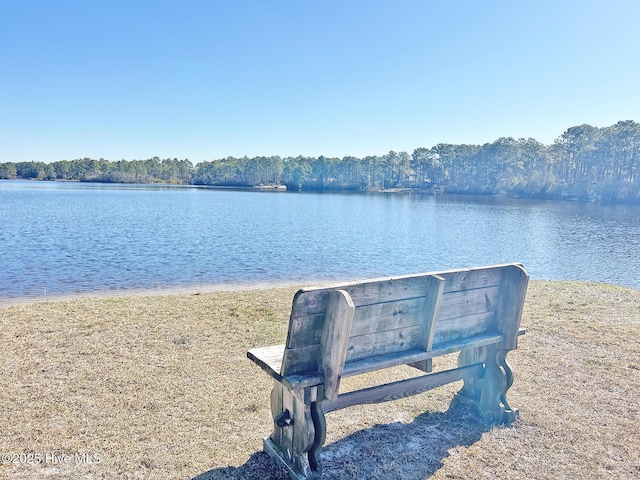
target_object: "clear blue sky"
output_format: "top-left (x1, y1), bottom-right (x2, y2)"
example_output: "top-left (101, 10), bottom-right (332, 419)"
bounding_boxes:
top-left (1, 0), bottom-right (638, 164)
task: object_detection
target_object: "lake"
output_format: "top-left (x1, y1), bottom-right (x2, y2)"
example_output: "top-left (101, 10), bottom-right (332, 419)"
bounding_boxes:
top-left (1, 180), bottom-right (638, 304)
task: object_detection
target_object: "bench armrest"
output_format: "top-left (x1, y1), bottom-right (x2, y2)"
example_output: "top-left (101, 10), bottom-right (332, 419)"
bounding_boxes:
top-left (248, 344), bottom-right (324, 390)
top-left (247, 344), bottom-right (286, 381)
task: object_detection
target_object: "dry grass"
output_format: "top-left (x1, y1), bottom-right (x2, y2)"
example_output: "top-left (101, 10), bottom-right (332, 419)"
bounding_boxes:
top-left (1, 281), bottom-right (639, 479)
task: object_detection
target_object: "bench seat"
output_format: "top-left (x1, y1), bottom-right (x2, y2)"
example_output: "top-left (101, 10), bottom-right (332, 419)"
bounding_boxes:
top-left (248, 329), bottom-right (526, 391)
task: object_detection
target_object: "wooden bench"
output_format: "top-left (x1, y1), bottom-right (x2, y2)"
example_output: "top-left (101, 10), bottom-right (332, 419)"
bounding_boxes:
top-left (247, 263), bottom-right (529, 479)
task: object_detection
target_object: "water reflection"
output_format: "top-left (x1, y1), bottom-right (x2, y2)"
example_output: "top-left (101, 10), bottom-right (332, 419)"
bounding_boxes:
top-left (1, 180), bottom-right (638, 304)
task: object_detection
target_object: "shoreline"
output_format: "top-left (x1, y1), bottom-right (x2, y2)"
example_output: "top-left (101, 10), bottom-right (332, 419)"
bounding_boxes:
top-left (0, 280), bottom-right (303, 307)
top-left (2, 277), bottom-right (637, 308)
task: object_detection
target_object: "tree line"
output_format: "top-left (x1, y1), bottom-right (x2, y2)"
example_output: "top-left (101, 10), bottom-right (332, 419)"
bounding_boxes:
top-left (1, 120), bottom-right (638, 203)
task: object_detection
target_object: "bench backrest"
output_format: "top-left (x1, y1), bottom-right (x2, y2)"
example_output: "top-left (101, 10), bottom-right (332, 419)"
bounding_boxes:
top-left (280, 264), bottom-right (528, 397)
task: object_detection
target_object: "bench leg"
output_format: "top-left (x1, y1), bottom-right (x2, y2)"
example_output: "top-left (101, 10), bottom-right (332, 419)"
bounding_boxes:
top-left (458, 346), bottom-right (485, 402)
top-left (458, 346), bottom-right (519, 424)
top-left (265, 381), bottom-right (323, 479)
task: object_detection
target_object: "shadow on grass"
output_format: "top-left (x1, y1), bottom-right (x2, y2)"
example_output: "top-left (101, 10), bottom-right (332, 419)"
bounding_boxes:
top-left (193, 396), bottom-right (496, 480)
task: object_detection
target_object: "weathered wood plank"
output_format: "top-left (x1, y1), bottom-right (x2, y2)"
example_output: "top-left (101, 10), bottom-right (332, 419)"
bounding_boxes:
top-left (432, 310), bottom-right (495, 344)
top-left (494, 264), bottom-right (529, 349)
top-left (276, 331), bottom-right (507, 390)
top-left (281, 386), bottom-right (294, 459)
top-left (281, 328), bottom-right (525, 394)
top-left (346, 325), bottom-right (422, 361)
top-left (291, 388), bottom-right (315, 477)
top-left (278, 329), bottom-right (508, 391)
top-left (264, 437), bottom-right (311, 480)
top-left (251, 331), bottom-right (511, 391)
top-left (269, 380), bottom-right (284, 449)
top-left (457, 346), bottom-right (486, 401)
top-left (319, 290), bottom-right (355, 401)
top-left (342, 332), bottom-right (504, 378)
top-left (281, 372), bottom-right (323, 391)
top-left (248, 344), bottom-right (285, 379)
top-left (286, 313), bottom-right (324, 348)
top-left (442, 267), bottom-right (503, 293)
top-left (350, 298), bottom-right (426, 336)
top-left (287, 296), bottom-right (433, 349)
top-left (281, 344), bottom-right (321, 376)
top-left (290, 276), bottom-right (435, 317)
top-left (411, 274), bottom-right (445, 372)
top-left (322, 363), bottom-right (485, 413)
top-left (478, 345), bottom-right (508, 423)
top-left (420, 274), bottom-right (446, 352)
top-left (437, 285), bottom-right (500, 321)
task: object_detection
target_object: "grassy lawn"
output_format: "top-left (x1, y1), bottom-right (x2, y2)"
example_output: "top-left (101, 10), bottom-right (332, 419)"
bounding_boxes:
top-left (1, 281), bottom-right (639, 479)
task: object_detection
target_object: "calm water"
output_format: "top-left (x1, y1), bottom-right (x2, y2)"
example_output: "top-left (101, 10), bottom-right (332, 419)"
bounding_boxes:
top-left (1, 180), bottom-right (638, 304)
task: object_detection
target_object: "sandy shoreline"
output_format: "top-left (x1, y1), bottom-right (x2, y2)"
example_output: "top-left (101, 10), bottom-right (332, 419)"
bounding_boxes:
top-left (0, 280), bottom-right (307, 307)
top-left (3, 275), bottom-right (637, 308)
